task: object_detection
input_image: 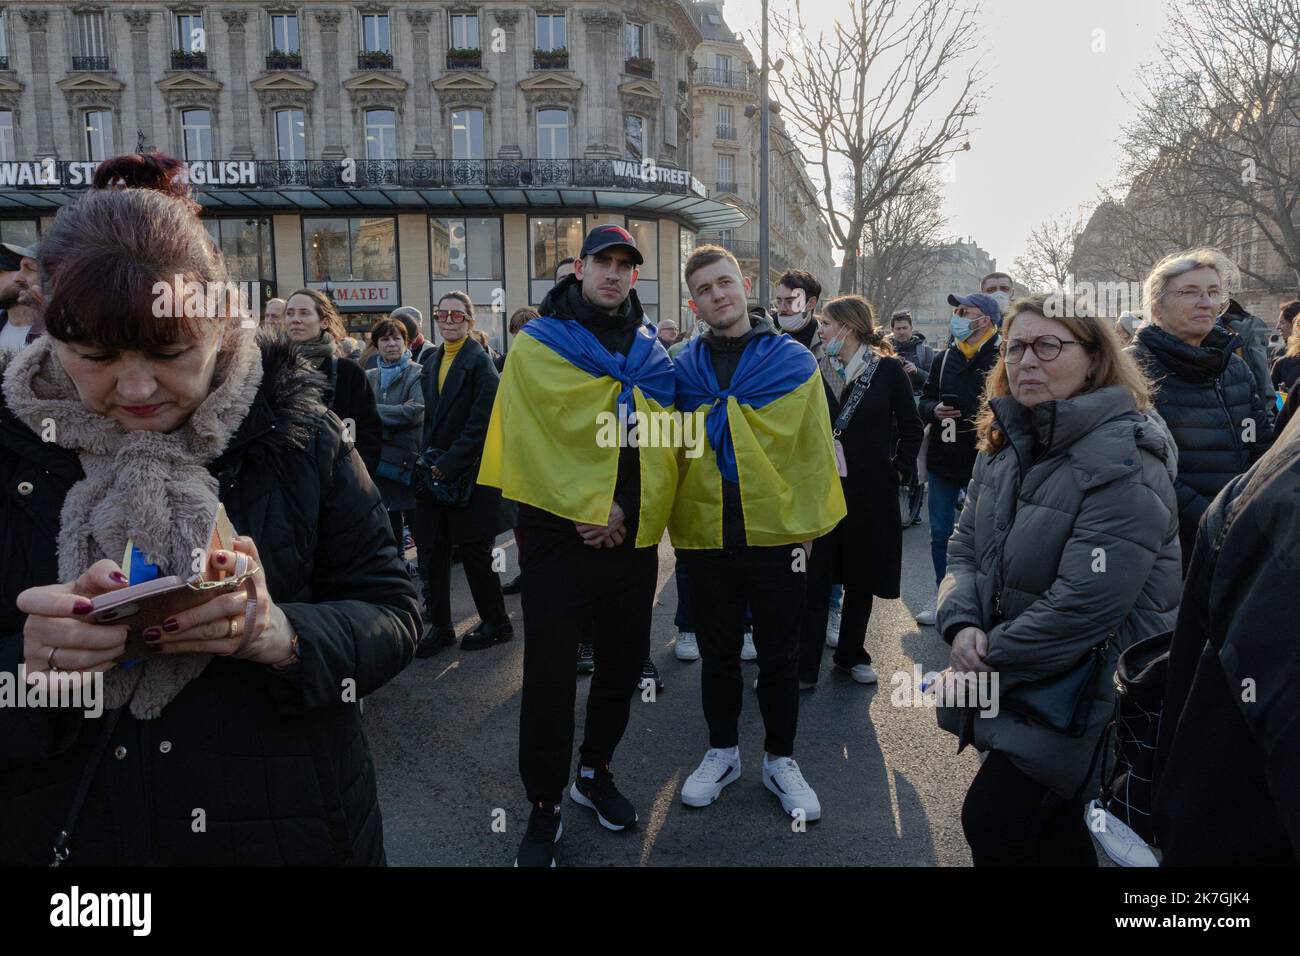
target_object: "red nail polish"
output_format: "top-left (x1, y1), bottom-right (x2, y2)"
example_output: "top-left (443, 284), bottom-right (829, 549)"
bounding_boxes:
top-left (110, 571), bottom-right (128, 584)
top-left (162, 619), bottom-right (180, 633)
top-left (144, 627), bottom-right (162, 640)
top-left (72, 600), bottom-right (93, 615)
top-left (216, 553), bottom-right (228, 565)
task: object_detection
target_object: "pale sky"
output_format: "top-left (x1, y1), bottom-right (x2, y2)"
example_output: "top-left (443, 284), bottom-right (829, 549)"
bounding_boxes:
top-left (724, 0), bottom-right (1173, 270)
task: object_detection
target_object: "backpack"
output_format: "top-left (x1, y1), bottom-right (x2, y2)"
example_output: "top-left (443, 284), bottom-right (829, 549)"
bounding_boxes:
top-left (1096, 630), bottom-right (1173, 845)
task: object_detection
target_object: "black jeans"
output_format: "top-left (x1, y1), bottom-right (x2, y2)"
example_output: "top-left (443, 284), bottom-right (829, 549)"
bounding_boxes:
top-left (678, 546), bottom-right (806, 756)
top-left (517, 525), bottom-right (658, 805)
top-left (413, 499), bottom-right (508, 632)
top-left (961, 750), bottom-right (1099, 866)
top-left (796, 525), bottom-right (873, 683)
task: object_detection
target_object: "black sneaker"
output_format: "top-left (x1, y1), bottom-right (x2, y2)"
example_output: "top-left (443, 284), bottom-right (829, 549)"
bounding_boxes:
top-left (502, 574), bottom-right (522, 595)
top-left (569, 766), bottom-right (638, 831)
top-left (460, 620), bottom-right (514, 651)
top-left (576, 643), bottom-right (595, 675)
top-left (415, 626), bottom-right (455, 658)
top-left (515, 802), bottom-right (562, 867)
top-left (640, 656), bottom-right (664, 694)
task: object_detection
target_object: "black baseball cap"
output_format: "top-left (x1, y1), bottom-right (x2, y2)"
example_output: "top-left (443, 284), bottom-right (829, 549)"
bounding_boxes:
top-left (579, 224), bottom-right (643, 266)
top-left (0, 242), bottom-right (35, 272)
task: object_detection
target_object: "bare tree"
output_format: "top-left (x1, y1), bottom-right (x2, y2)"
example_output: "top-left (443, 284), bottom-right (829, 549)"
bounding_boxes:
top-left (1013, 211), bottom-right (1084, 293)
top-left (769, 0), bottom-right (984, 296)
top-left (1121, 0), bottom-right (1300, 290)
top-left (854, 167), bottom-right (947, 319)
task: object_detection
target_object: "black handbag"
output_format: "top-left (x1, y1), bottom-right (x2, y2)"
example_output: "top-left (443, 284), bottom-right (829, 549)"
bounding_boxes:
top-left (415, 448), bottom-right (476, 508)
top-left (1001, 639), bottom-right (1109, 737)
top-left (376, 444), bottom-right (416, 486)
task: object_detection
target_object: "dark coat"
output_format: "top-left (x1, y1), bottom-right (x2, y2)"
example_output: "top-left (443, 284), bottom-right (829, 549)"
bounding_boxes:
top-left (884, 330), bottom-right (936, 394)
top-left (316, 354), bottom-right (383, 477)
top-left (0, 339), bottom-right (420, 865)
top-left (918, 332), bottom-right (1001, 484)
top-left (1153, 417), bottom-right (1300, 864)
top-left (936, 387), bottom-right (1182, 798)
top-left (419, 335), bottom-right (515, 543)
top-left (1271, 354), bottom-right (1300, 393)
top-left (1128, 323), bottom-right (1273, 563)
top-left (824, 354), bottom-right (923, 597)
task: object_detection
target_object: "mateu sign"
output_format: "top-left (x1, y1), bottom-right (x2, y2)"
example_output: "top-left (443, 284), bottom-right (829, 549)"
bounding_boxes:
top-left (0, 160), bottom-right (259, 188)
top-left (307, 280), bottom-right (399, 311)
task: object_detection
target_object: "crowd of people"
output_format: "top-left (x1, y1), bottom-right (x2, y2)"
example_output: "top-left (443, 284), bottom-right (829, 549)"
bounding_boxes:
top-left (0, 149), bottom-right (1296, 868)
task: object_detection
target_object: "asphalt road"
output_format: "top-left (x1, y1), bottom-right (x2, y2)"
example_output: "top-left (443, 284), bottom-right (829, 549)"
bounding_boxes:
top-left (362, 501), bottom-right (1003, 867)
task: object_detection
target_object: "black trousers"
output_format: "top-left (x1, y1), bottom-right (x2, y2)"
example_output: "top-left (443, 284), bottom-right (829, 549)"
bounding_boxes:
top-left (961, 750), bottom-right (1099, 866)
top-left (517, 525), bottom-right (658, 805)
top-left (678, 546), bottom-right (806, 756)
top-left (796, 525), bottom-right (874, 683)
top-left (413, 499), bottom-right (507, 632)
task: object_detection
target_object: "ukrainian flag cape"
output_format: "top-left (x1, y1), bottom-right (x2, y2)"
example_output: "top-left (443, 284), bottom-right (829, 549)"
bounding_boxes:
top-left (479, 315), bottom-right (678, 547)
top-left (669, 332), bottom-right (846, 549)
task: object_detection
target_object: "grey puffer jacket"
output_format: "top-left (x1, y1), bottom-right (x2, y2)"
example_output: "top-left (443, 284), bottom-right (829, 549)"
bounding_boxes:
top-left (936, 385), bottom-right (1183, 799)
top-left (365, 361), bottom-right (424, 512)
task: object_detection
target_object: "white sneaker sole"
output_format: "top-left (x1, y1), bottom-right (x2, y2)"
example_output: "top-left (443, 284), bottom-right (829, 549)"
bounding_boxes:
top-left (681, 762), bottom-right (742, 808)
top-left (763, 771), bottom-right (822, 822)
top-left (675, 644), bottom-right (700, 662)
top-left (825, 634), bottom-right (839, 648)
top-left (568, 782), bottom-right (637, 831)
top-left (741, 645), bottom-right (757, 661)
top-left (513, 819), bottom-right (563, 867)
top-left (1086, 800), bottom-right (1159, 867)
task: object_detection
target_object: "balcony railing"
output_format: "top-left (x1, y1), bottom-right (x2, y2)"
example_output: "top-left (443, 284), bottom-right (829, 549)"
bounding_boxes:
top-left (4, 158), bottom-right (708, 198)
top-left (716, 125), bottom-right (737, 140)
top-left (447, 47), bottom-right (482, 69)
top-left (533, 47), bottom-right (569, 70)
top-left (715, 180), bottom-right (737, 194)
top-left (171, 49), bottom-right (208, 70)
top-left (72, 56), bottom-right (110, 71)
top-left (694, 67), bottom-right (750, 90)
top-left (266, 49), bottom-right (303, 71)
top-left (358, 50), bottom-right (393, 70)
top-left (714, 237), bottom-right (759, 259)
top-left (0, 56), bottom-right (9, 71)
top-left (625, 56), bottom-right (654, 78)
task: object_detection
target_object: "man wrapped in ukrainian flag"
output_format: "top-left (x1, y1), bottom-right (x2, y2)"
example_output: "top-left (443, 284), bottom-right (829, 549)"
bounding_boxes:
top-left (670, 244), bottom-right (846, 824)
top-left (478, 225), bottom-right (678, 867)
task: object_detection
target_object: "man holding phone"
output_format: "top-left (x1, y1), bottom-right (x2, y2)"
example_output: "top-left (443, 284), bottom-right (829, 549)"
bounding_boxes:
top-left (915, 292), bottom-right (1002, 626)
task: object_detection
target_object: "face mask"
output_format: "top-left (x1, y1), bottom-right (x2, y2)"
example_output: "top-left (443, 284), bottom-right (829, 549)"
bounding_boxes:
top-left (778, 309), bottom-right (811, 332)
top-left (990, 291), bottom-right (1011, 312)
top-left (825, 331), bottom-right (847, 357)
top-left (950, 314), bottom-right (976, 342)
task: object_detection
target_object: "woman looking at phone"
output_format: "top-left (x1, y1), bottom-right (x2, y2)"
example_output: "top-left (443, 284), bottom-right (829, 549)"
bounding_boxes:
top-left (0, 152), bottom-right (420, 866)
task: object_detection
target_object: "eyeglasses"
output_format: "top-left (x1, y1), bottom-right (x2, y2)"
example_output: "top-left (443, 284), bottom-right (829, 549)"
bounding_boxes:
top-left (954, 308), bottom-right (984, 320)
top-left (1162, 287), bottom-right (1230, 309)
top-left (435, 310), bottom-right (468, 323)
top-left (1003, 334), bottom-right (1087, 364)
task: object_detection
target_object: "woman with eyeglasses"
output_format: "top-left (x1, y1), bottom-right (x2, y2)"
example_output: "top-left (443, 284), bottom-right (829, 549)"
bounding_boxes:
top-left (1126, 248), bottom-right (1273, 567)
top-left (412, 292), bottom-right (512, 656)
top-left (935, 294), bottom-right (1182, 866)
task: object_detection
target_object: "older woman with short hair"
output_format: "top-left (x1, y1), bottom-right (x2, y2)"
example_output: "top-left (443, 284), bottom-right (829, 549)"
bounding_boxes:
top-left (937, 295), bottom-right (1182, 866)
top-left (1128, 248), bottom-right (1272, 565)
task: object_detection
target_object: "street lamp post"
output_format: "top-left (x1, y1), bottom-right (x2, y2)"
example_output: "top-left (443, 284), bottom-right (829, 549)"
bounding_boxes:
top-left (759, 0), bottom-right (770, 313)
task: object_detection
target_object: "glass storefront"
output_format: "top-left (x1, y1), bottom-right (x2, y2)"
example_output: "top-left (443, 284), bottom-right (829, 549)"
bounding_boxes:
top-left (203, 217), bottom-right (275, 317)
top-left (430, 215), bottom-right (506, 352)
top-left (0, 219), bottom-right (39, 249)
top-left (528, 216), bottom-right (584, 304)
top-left (303, 216), bottom-right (399, 335)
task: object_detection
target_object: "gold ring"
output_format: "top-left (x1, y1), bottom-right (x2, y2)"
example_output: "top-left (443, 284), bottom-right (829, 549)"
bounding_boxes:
top-left (47, 646), bottom-right (59, 671)
top-left (229, 616), bottom-right (241, 639)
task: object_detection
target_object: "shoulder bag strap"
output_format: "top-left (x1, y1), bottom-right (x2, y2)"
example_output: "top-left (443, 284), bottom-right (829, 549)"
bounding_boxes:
top-left (51, 706), bottom-right (125, 867)
top-left (833, 352), bottom-right (881, 436)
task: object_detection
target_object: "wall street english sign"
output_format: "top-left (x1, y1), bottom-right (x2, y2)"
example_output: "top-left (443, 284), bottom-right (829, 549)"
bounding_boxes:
top-left (0, 160), bottom-right (259, 188)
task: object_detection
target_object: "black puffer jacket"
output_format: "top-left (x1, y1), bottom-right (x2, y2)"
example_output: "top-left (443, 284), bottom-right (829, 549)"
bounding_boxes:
top-left (0, 339), bottom-right (420, 866)
top-left (1153, 415), bottom-right (1300, 864)
top-left (918, 332), bottom-right (1001, 484)
top-left (1128, 323), bottom-right (1272, 561)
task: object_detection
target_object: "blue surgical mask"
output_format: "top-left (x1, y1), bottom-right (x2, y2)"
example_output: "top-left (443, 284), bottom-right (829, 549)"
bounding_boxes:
top-left (950, 314), bottom-right (976, 342)
top-left (825, 334), bottom-right (845, 358)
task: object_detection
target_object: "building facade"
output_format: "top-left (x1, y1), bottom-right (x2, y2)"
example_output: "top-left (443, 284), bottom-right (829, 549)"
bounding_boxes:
top-left (0, 1), bottom-right (747, 347)
top-left (686, 0), bottom-right (833, 300)
top-left (885, 236), bottom-right (997, 344)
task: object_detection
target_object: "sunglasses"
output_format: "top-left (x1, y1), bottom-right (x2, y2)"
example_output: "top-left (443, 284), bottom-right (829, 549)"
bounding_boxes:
top-left (435, 310), bottom-right (468, 323)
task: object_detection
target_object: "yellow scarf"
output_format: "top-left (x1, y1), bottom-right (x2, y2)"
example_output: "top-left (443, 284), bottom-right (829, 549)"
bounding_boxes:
top-left (957, 325), bottom-right (995, 361)
top-left (439, 337), bottom-right (464, 390)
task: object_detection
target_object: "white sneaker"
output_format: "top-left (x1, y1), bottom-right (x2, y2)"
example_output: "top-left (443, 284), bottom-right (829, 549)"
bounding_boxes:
top-left (843, 663), bottom-right (877, 684)
top-left (681, 749), bottom-right (742, 807)
top-left (763, 757), bottom-right (821, 821)
top-left (741, 629), bottom-right (757, 661)
top-left (915, 598), bottom-right (938, 626)
top-left (675, 631), bottom-right (699, 661)
top-left (1086, 799), bottom-right (1159, 867)
top-left (825, 607), bottom-right (841, 648)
